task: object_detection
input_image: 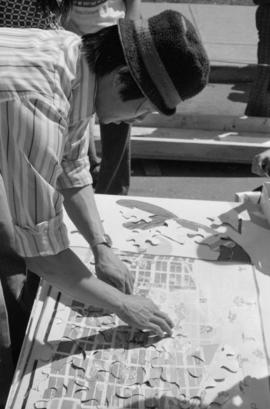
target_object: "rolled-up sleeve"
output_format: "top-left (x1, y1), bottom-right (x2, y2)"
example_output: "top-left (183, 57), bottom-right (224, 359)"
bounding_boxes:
top-left (57, 119), bottom-right (93, 190)
top-left (14, 212), bottom-right (69, 257)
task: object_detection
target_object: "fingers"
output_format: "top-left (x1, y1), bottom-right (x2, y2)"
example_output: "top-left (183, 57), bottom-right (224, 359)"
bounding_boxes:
top-left (154, 309), bottom-right (174, 329)
top-left (110, 271), bottom-right (134, 295)
top-left (261, 157), bottom-right (270, 176)
top-left (252, 154), bottom-right (270, 176)
top-left (146, 322), bottom-right (165, 338)
top-left (150, 315), bottom-right (173, 337)
top-left (110, 276), bottom-right (125, 293)
top-left (252, 156), bottom-right (264, 176)
top-left (125, 273), bottom-right (135, 295)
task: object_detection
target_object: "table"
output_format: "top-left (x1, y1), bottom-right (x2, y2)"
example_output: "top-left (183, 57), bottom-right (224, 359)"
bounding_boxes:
top-left (5, 194), bottom-right (270, 409)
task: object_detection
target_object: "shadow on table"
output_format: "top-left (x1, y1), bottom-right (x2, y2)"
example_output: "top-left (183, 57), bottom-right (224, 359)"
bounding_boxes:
top-left (120, 375), bottom-right (270, 409)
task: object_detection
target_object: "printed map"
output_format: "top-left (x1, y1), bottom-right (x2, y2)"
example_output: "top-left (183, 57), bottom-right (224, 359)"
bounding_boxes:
top-left (7, 253), bottom-right (270, 409)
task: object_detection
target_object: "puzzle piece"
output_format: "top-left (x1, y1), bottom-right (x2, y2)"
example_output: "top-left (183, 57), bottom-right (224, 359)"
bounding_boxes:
top-left (154, 220), bottom-right (187, 245)
top-left (81, 382), bottom-right (104, 405)
top-left (160, 382), bottom-right (180, 396)
top-left (115, 386), bottom-right (133, 399)
top-left (146, 365), bottom-right (163, 386)
top-left (70, 356), bottom-right (88, 378)
top-left (161, 367), bottom-right (188, 387)
top-left (98, 314), bottom-right (116, 327)
top-left (110, 360), bottom-right (127, 381)
top-left (74, 378), bottom-right (89, 392)
top-left (208, 209), bottom-right (241, 232)
top-left (127, 229), bottom-right (160, 249)
top-left (35, 398), bottom-right (81, 409)
top-left (155, 335), bottom-right (183, 353)
top-left (151, 350), bottom-right (175, 367)
top-left (124, 366), bottom-right (146, 385)
top-left (160, 395), bottom-right (183, 409)
top-left (32, 368), bottom-right (50, 392)
top-left (119, 207), bottom-right (154, 223)
top-left (194, 234), bottom-right (235, 251)
top-left (86, 358), bottom-right (110, 380)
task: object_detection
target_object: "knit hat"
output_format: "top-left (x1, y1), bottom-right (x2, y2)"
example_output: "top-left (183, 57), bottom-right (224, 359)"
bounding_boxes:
top-left (118, 10), bottom-right (210, 115)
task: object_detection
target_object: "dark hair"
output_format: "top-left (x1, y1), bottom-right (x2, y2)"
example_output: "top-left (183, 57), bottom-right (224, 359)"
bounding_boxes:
top-left (82, 25), bottom-right (144, 101)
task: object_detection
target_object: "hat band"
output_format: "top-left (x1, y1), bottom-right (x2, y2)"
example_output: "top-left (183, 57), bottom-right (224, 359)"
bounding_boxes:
top-left (134, 19), bottom-right (181, 110)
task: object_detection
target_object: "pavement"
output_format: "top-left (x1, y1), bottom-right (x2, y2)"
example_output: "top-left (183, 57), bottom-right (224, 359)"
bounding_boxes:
top-left (141, 2), bottom-right (257, 83)
top-left (129, 2), bottom-right (265, 202)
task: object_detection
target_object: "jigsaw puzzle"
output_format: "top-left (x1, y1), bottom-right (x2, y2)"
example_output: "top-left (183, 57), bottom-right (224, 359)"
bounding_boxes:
top-left (6, 252), bottom-right (270, 409)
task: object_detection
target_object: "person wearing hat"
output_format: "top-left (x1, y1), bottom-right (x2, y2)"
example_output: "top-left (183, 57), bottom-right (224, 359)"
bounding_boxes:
top-left (246, 0), bottom-right (270, 117)
top-left (65, 0), bottom-right (141, 196)
top-left (0, 7), bottom-right (209, 395)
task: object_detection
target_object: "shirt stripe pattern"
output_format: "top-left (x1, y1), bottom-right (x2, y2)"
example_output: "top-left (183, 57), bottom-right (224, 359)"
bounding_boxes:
top-left (0, 28), bottom-right (94, 257)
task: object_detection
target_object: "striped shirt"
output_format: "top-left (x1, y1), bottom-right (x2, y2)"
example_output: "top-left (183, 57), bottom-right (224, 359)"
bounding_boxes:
top-left (0, 28), bottom-right (95, 257)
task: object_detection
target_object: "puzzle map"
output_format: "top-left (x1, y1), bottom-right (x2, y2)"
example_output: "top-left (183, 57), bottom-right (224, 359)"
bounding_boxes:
top-left (7, 252), bottom-right (270, 409)
top-left (6, 197), bottom-right (270, 409)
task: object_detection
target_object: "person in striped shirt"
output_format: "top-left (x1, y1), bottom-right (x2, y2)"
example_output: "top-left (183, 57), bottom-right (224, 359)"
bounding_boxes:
top-left (0, 2), bottom-right (209, 370)
top-left (0, 1), bottom-right (75, 396)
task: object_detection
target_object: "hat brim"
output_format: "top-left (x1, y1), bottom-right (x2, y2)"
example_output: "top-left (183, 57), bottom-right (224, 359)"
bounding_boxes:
top-left (118, 19), bottom-right (176, 116)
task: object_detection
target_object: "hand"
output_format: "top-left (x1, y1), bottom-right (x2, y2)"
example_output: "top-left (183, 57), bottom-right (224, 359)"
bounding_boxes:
top-left (252, 150), bottom-right (270, 176)
top-left (94, 245), bottom-right (134, 294)
top-left (117, 294), bottom-right (174, 337)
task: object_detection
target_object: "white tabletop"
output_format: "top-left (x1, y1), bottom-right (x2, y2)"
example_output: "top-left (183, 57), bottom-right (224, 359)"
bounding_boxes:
top-left (5, 194), bottom-right (270, 409)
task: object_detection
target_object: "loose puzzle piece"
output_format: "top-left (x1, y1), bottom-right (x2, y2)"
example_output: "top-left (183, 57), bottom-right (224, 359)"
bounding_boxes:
top-left (194, 234), bottom-right (236, 250)
top-left (127, 229), bottom-right (160, 249)
top-left (154, 220), bottom-right (187, 245)
top-left (119, 207), bottom-right (154, 223)
top-left (32, 368), bottom-right (51, 393)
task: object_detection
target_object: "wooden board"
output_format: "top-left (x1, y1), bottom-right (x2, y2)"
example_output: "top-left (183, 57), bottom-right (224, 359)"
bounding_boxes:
top-left (94, 125), bottom-right (270, 163)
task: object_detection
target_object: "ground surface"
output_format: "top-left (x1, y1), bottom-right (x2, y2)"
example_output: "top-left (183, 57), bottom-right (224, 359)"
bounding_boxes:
top-left (130, 160), bottom-right (263, 201)
top-left (130, 0), bottom-right (262, 202)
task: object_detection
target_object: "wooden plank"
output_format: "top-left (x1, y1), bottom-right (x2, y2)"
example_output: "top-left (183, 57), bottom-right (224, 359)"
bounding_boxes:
top-left (129, 137), bottom-right (268, 163)
top-left (94, 125), bottom-right (270, 142)
top-left (138, 113), bottom-right (270, 134)
top-left (94, 125), bottom-right (270, 164)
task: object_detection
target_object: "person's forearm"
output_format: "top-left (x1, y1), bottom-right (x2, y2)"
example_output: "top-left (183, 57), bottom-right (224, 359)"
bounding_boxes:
top-left (25, 248), bottom-right (174, 336)
top-left (25, 248), bottom-right (124, 312)
top-left (124, 0), bottom-right (141, 20)
top-left (61, 184), bottom-right (105, 252)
